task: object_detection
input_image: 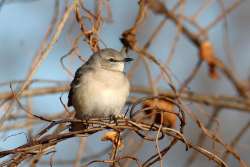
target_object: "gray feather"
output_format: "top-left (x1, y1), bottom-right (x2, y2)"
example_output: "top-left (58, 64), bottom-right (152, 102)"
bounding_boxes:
top-left (68, 65), bottom-right (93, 107)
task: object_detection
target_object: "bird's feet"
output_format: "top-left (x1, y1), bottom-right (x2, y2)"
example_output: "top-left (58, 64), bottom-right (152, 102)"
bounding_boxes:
top-left (109, 114), bottom-right (125, 125)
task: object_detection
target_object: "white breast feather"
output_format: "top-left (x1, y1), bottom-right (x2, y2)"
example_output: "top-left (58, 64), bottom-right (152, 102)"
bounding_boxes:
top-left (73, 69), bottom-right (129, 118)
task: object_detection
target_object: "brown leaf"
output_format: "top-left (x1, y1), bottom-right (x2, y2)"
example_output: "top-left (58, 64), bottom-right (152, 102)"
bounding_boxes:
top-left (120, 0), bottom-right (146, 49)
top-left (142, 99), bottom-right (177, 128)
top-left (199, 41), bottom-right (220, 79)
top-left (121, 30), bottom-right (137, 49)
top-left (101, 131), bottom-right (123, 149)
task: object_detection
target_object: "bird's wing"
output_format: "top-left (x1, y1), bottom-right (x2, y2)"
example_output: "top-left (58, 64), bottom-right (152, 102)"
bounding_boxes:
top-left (67, 65), bottom-right (93, 107)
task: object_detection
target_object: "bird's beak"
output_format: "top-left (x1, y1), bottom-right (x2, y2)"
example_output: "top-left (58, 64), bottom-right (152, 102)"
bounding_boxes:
top-left (123, 57), bottom-right (134, 62)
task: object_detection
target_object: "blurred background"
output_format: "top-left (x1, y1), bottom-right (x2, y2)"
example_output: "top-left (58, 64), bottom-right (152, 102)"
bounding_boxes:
top-left (0, 0), bottom-right (249, 166)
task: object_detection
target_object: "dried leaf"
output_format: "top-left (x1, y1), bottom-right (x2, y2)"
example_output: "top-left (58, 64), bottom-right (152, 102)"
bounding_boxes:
top-left (120, 0), bottom-right (146, 49)
top-left (142, 99), bottom-right (177, 128)
top-left (199, 41), bottom-right (220, 79)
top-left (101, 131), bottom-right (123, 149)
top-left (121, 30), bottom-right (137, 49)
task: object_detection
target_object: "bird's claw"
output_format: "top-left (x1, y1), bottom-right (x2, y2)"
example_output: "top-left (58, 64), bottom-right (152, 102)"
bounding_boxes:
top-left (109, 114), bottom-right (124, 125)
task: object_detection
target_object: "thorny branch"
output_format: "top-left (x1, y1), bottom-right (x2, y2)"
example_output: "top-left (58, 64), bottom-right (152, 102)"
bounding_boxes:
top-left (0, 0), bottom-right (249, 167)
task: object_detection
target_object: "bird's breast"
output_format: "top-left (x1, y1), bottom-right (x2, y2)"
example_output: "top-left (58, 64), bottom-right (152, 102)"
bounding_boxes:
top-left (74, 69), bottom-right (129, 118)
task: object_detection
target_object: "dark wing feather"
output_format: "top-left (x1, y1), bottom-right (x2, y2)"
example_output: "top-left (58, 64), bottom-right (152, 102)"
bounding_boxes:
top-left (68, 65), bottom-right (93, 107)
top-left (68, 67), bottom-right (82, 106)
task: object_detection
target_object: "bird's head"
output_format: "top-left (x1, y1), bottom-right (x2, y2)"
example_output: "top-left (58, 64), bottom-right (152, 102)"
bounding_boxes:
top-left (89, 48), bottom-right (133, 72)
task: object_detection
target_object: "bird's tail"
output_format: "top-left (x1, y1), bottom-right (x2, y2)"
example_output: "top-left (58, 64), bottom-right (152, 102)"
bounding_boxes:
top-left (70, 122), bottom-right (87, 132)
top-left (69, 111), bottom-right (88, 132)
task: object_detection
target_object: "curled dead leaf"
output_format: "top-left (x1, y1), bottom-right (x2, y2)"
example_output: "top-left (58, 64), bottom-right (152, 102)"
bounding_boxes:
top-left (199, 41), bottom-right (220, 79)
top-left (142, 98), bottom-right (177, 128)
top-left (200, 41), bottom-right (214, 63)
top-left (121, 29), bottom-right (137, 49)
top-left (101, 131), bottom-right (123, 149)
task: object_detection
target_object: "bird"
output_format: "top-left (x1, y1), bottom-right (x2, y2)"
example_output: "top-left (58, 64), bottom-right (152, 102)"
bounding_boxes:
top-left (68, 48), bottom-right (133, 131)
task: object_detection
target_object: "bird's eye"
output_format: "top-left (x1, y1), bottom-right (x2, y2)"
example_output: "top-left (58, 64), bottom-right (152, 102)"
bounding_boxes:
top-left (108, 58), bottom-right (116, 62)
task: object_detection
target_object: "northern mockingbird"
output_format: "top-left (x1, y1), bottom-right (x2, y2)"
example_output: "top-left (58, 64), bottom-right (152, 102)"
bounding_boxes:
top-left (68, 48), bottom-right (133, 131)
